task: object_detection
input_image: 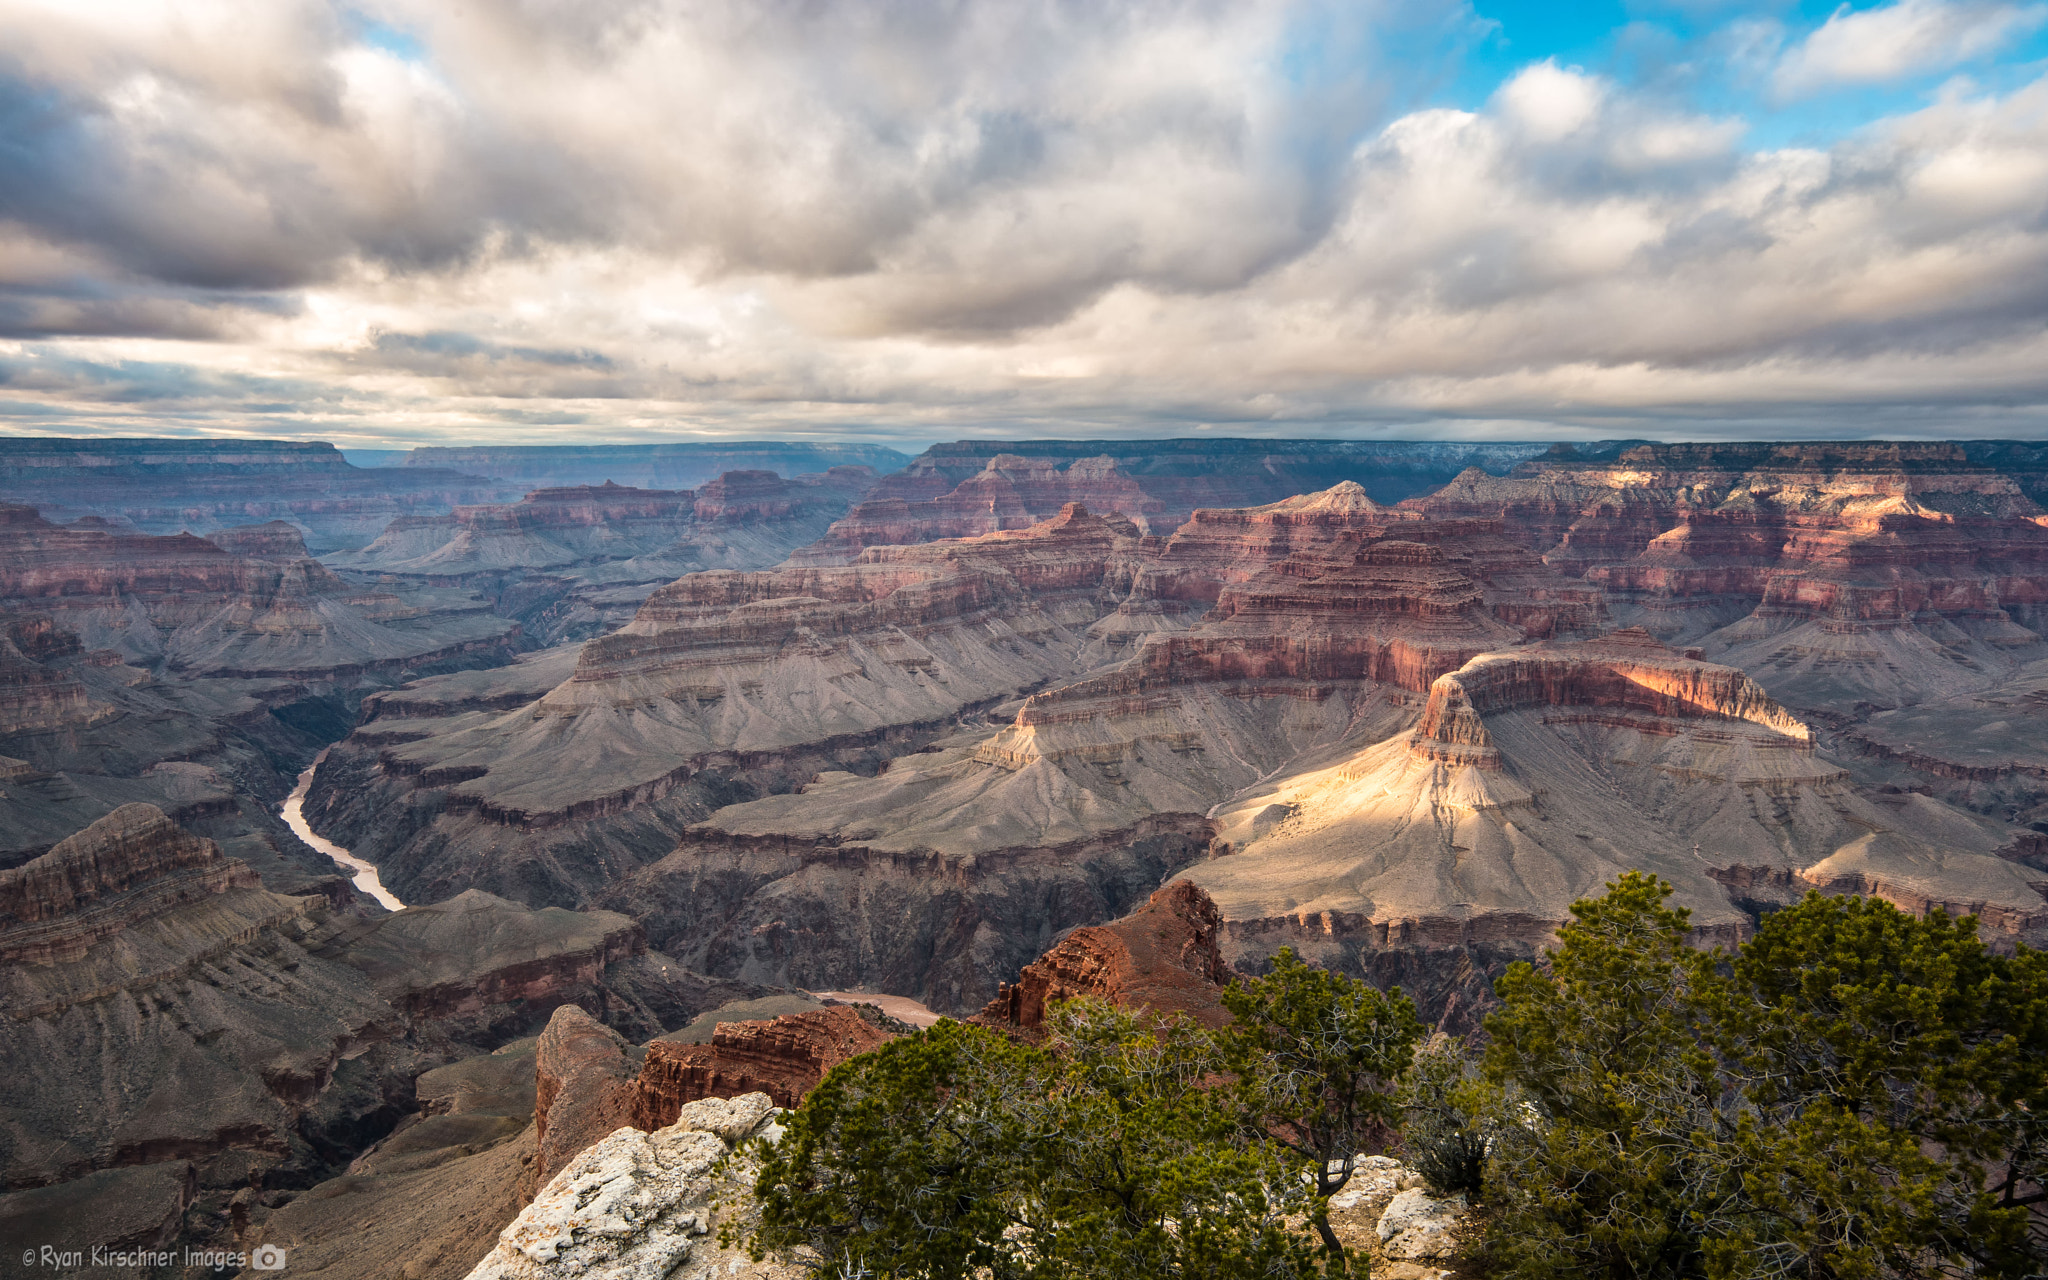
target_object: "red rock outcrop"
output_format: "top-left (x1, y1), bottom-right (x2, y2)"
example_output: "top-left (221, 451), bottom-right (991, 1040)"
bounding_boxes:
top-left (631, 1006), bottom-right (895, 1121)
top-left (531, 1004), bottom-right (641, 1188)
top-left (1401, 443), bottom-right (2048, 719)
top-left (976, 880), bottom-right (1233, 1032)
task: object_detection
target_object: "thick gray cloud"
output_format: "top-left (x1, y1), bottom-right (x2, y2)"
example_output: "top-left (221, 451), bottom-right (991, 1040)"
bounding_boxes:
top-left (0, 0), bottom-right (2045, 446)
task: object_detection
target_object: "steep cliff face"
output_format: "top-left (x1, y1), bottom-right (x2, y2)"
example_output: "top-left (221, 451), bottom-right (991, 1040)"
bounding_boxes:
top-left (976, 880), bottom-right (1233, 1031)
top-left (0, 806), bottom-right (389, 1191)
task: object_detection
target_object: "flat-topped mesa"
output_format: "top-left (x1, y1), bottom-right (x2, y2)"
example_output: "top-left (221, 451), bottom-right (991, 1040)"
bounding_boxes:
top-left (500, 482), bottom-right (696, 524)
top-left (0, 804), bottom-right (260, 964)
top-left (1119, 482), bottom-right (1419, 608)
top-left (976, 880), bottom-right (1233, 1033)
top-left (1410, 629), bottom-right (1810, 768)
top-left (204, 520), bottom-right (312, 560)
top-left (0, 438), bottom-right (352, 478)
top-left (327, 889), bottom-right (644, 1021)
top-left (0, 503), bottom-right (327, 599)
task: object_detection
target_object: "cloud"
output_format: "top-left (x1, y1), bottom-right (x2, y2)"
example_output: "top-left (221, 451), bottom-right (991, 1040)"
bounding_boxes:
top-left (0, 0), bottom-right (2045, 446)
top-left (1774, 0), bottom-right (2048, 98)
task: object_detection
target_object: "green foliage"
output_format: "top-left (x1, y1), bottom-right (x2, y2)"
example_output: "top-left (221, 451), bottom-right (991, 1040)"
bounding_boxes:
top-left (1219, 945), bottom-right (1424, 1261)
top-left (744, 1001), bottom-right (1334, 1279)
top-left (1396, 1034), bottom-right (1488, 1197)
top-left (1474, 871), bottom-right (2047, 1280)
top-left (746, 1018), bottom-right (1040, 1278)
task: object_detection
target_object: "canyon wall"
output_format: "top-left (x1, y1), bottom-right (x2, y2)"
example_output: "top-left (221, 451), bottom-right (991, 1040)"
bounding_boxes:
top-left (797, 439), bottom-right (1550, 561)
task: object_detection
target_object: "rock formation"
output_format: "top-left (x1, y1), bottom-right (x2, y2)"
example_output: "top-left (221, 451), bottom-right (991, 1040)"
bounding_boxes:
top-left (0, 503), bottom-right (520, 681)
top-left (531, 1006), bottom-right (642, 1188)
top-left (1402, 442), bottom-right (2048, 722)
top-left (309, 476), bottom-right (2048, 1020)
top-left (976, 880), bottom-right (1234, 1031)
top-left (0, 804), bottom-right (767, 1273)
top-left (306, 503), bottom-right (1151, 909)
top-left (633, 1007), bottom-right (895, 1119)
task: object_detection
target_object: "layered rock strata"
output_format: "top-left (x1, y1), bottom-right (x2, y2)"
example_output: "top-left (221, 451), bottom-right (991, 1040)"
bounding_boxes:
top-left (1177, 631), bottom-right (2048, 1023)
top-left (798, 439), bottom-right (1549, 562)
top-left (1403, 442), bottom-right (2048, 719)
top-left (0, 504), bottom-right (520, 681)
top-left (307, 505), bottom-right (1150, 908)
top-left (976, 880), bottom-right (1233, 1031)
top-left (632, 1007), bottom-right (894, 1119)
top-left (319, 479), bottom-right (2048, 1028)
top-left (608, 492), bottom-right (1609, 1012)
top-left (0, 804), bottom-right (757, 1271)
top-left (0, 437), bottom-right (514, 552)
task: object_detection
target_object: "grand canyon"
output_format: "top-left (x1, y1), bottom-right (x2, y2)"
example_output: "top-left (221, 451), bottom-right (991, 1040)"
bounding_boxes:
top-left (3, 435), bottom-right (2046, 1274)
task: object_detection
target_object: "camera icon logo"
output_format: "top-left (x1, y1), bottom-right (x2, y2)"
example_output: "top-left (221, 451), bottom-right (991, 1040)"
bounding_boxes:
top-left (252, 1244), bottom-right (287, 1271)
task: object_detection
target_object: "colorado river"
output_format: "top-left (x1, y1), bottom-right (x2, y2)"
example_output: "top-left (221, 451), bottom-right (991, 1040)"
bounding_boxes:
top-left (281, 750), bottom-right (405, 910)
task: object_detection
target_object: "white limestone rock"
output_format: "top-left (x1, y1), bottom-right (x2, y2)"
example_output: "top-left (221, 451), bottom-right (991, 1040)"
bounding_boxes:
top-left (675, 1092), bottom-right (775, 1144)
top-left (1377, 1186), bottom-right (1468, 1261)
top-left (466, 1092), bottom-right (787, 1280)
top-left (1327, 1155), bottom-right (1407, 1212)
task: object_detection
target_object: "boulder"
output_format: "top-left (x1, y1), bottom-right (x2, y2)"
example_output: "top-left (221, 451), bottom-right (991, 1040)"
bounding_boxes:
top-left (1377, 1186), bottom-right (1468, 1261)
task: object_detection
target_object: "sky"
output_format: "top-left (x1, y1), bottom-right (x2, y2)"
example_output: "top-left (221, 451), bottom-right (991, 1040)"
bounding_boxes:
top-left (2, 0), bottom-right (2047, 449)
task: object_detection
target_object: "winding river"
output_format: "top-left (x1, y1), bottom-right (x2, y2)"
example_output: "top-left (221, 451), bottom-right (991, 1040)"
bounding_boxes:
top-left (280, 750), bottom-right (405, 910)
